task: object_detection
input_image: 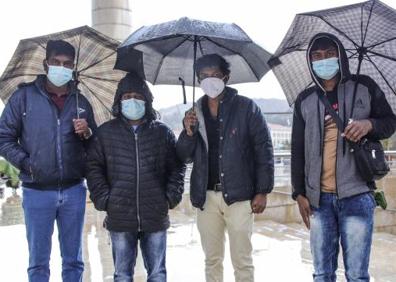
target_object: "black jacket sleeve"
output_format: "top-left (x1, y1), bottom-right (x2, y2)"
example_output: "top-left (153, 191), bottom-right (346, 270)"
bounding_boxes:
top-left (176, 130), bottom-right (197, 164)
top-left (247, 100), bottom-right (274, 194)
top-left (291, 95), bottom-right (306, 200)
top-left (165, 128), bottom-right (186, 209)
top-left (367, 81), bottom-right (396, 140)
top-left (0, 90), bottom-right (30, 172)
top-left (86, 134), bottom-right (110, 211)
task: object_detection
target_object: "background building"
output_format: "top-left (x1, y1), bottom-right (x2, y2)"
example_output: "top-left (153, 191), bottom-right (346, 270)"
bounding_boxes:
top-left (92, 0), bottom-right (133, 41)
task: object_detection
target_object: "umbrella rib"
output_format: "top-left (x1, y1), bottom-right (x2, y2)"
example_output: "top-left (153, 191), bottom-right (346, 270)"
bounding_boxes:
top-left (365, 55), bottom-right (396, 96)
top-left (75, 33), bottom-right (83, 73)
top-left (365, 37), bottom-right (396, 49)
top-left (0, 73), bottom-right (40, 81)
top-left (78, 51), bottom-right (117, 74)
top-left (204, 37), bottom-right (239, 54)
top-left (79, 74), bottom-right (120, 83)
top-left (126, 34), bottom-right (182, 46)
top-left (310, 15), bottom-right (360, 49)
top-left (32, 40), bottom-right (47, 52)
top-left (362, 0), bottom-right (375, 47)
top-left (198, 40), bottom-right (205, 56)
top-left (360, 4), bottom-right (364, 47)
top-left (366, 50), bottom-right (396, 62)
top-left (348, 50), bottom-right (359, 59)
top-left (79, 80), bottom-right (112, 113)
top-left (204, 37), bottom-right (260, 81)
top-left (152, 36), bottom-right (192, 84)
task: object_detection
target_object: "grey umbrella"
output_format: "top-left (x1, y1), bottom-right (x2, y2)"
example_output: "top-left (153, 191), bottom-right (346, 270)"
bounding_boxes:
top-left (115, 17), bottom-right (272, 104)
top-left (0, 26), bottom-right (126, 125)
top-left (269, 0), bottom-right (396, 113)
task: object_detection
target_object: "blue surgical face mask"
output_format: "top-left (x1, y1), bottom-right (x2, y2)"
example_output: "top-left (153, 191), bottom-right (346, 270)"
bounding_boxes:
top-left (47, 65), bottom-right (73, 87)
top-left (312, 57), bottom-right (339, 80)
top-left (121, 98), bottom-right (146, 121)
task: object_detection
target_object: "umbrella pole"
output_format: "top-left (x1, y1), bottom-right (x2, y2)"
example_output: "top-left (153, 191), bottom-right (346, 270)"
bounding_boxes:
top-left (342, 52), bottom-right (363, 155)
top-left (75, 34), bottom-right (82, 119)
top-left (192, 36), bottom-right (198, 110)
top-left (350, 52), bottom-right (364, 120)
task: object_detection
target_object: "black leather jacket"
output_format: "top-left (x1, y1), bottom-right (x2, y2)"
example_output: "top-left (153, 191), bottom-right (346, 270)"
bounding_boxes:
top-left (176, 87), bottom-right (274, 209)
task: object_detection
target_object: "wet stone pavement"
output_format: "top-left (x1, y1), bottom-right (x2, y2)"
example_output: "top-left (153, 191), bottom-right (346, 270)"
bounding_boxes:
top-left (1, 187), bottom-right (396, 282)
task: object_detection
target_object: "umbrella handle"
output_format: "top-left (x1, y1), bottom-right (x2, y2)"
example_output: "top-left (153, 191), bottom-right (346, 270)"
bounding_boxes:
top-left (178, 77), bottom-right (187, 104)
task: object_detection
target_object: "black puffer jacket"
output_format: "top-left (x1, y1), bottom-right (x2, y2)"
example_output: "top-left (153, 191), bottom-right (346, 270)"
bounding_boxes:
top-left (86, 118), bottom-right (186, 233)
top-left (176, 87), bottom-right (274, 209)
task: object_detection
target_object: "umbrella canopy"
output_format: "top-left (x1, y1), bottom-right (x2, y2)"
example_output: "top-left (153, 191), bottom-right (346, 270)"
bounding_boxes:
top-left (115, 17), bottom-right (272, 103)
top-left (269, 0), bottom-right (396, 112)
top-left (0, 25), bottom-right (126, 125)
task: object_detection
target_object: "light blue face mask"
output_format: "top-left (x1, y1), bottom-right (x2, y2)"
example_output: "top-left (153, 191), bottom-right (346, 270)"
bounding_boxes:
top-left (121, 98), bottom-right (146, 121)
top-left (312, 57), bottom-right (340, 80)
top-left (47, 65), bottom-right (73, 87)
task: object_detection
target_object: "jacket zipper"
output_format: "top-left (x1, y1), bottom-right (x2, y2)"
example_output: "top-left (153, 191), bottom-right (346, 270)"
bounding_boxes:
top-left (36, 85), bottom-right (76, 188)
top-left (57, 118), bottom-right (64, 188)
top-left (135, 133), bottom-right (141, 232)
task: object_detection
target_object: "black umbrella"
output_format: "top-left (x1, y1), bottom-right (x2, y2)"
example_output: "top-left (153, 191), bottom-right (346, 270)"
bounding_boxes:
top-left (0, 26), bottom-right (126, 125)
top-left (115, 17), bottom-right (272, 104)
top-left (269, 0), bottom-right (396, 113)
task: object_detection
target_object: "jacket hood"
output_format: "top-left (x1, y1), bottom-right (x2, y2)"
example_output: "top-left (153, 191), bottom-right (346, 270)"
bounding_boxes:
top-left (307, 33), bottom-right (351, 91)
top-left (112, 72), bottom-right (155, 120)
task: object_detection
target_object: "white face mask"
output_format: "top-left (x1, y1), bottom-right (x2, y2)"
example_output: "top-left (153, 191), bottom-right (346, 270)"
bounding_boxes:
top-left (200, 77), bottom-right (225, 99)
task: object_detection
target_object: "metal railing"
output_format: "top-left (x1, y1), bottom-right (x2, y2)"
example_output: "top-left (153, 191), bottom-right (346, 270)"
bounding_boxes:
top-left (184, 151), bottom-right (396, 191)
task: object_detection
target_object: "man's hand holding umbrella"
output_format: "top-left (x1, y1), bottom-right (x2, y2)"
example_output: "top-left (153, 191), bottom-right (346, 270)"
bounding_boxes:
top-left (73, 118), bottom-right (92, 139)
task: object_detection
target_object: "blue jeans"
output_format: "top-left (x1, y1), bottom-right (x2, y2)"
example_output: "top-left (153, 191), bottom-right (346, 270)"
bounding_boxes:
top-left (310, 192), bottom-right (376, 282)
top-left (22, 183), bottom-right (86, 282)
top-left (110, 230), bottom-right (167, 282)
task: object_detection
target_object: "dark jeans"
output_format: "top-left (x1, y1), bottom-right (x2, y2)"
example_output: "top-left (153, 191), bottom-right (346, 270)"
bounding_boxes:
top-left (110, 230), bottom-right (167, 282)
top-left (22, 183), bottom-right (86, 282)
top-left (310, 192), bottom-right (376, 282)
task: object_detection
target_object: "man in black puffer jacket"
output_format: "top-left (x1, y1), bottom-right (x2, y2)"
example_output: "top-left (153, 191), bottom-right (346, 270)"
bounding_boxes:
top-left (86, 73), bottom-right (185, 282)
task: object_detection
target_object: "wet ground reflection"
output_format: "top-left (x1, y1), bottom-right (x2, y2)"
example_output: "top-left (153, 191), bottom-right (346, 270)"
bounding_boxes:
top-left (1, 187), bottom-right (396, 281)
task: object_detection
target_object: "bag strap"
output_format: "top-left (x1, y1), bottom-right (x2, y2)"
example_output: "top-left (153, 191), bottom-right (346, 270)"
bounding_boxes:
top-left (316, 92), bottom-right (345, 133)
top-left (316, 92), bottom-right (359, 150)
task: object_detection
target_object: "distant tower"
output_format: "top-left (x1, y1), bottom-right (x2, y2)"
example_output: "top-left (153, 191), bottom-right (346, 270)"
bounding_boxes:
top-left (92, 0), bottom-right (133, 41)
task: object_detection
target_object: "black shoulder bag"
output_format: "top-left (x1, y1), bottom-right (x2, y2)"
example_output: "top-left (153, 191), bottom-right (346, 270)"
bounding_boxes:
top-left (316, 92), bottom-right (389, 182)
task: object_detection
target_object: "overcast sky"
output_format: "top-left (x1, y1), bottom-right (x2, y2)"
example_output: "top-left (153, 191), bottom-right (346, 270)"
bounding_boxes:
top-left (0, 0), bottom-right (395, 109)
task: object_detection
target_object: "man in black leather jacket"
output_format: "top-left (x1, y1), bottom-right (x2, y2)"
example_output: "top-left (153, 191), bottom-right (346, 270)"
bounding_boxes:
top-left (86, 73), bottom-right (185, 282)
top-left (176, 54), bottom-right (274, 282)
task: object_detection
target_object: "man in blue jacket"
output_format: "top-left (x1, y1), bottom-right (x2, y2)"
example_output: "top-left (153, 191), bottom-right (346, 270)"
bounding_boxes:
top-left (177, 54), bottom-right (274, 282)
top-left (0, 40), bottom-right (96, 282)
